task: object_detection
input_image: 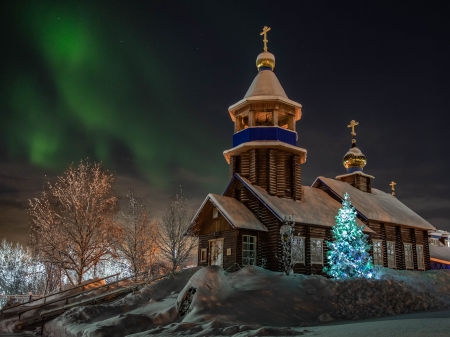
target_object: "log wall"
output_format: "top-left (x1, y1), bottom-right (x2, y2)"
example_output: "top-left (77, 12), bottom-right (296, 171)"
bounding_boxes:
top-left (337, 174), bottom-right (372, 193)
top-left (367, 221), bottom-right (431, 271)
top-left (198, 230), bottom-right (237, 271)
top-left (229, 148), bottom-right (302, 200)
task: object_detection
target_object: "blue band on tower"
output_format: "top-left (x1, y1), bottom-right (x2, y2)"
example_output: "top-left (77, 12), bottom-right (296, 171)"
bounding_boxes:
top-left (347, 167), bottom-right (363, 173)
top-left (258, 66), bottom-right (273, 72)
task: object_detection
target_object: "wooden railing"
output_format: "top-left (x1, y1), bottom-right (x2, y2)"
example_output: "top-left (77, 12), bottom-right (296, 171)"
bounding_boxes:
top-left (0, 294), bottom-right (43, 303)
top-left (0, 272), bottom-right (120, 316)
top-left (14, 272), bottom-right (169, 332)
top-left (14, 270), bottom-right (153, 320)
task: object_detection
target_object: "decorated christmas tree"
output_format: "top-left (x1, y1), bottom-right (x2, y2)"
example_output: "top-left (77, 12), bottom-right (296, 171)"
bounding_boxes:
top-left (323, 193), bottom-right (374, 279)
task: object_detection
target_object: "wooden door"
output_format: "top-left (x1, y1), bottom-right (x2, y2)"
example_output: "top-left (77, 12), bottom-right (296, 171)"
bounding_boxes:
top-left (209, 239), bottom-right (224, 267)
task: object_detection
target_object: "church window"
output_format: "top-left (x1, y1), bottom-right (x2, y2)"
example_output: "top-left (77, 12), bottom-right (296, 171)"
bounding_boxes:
top-left (213, 209), bottom-right (219, 218)
top-left (430, 238), bottom-right (439, 246)
top-left (416, 244), bottom-right (425, 270)
top-left (372, 239), bottom-right (383, 266)
top-left (404, 243), bottom-right (413, 270)
top-left (310, 238), bottom-right (323, 264)
top-left (291, 236), bottom-right (305, 264)
top-left (242, 235), bottom-right (257, 265)
top-left (387, 241), bottom-right (396, 268)
top-left (200, 248), bottom-right (207, 262)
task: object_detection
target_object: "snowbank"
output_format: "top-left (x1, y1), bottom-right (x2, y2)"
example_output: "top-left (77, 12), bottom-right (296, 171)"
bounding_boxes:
top-left (3, 266), bottom-right (449, 336)
top-left (0, 278), bottom-right (108, 333)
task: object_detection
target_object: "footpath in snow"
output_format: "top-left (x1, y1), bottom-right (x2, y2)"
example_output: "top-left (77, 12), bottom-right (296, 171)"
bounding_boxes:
top-left (2, 266), bottom-right (450, 336)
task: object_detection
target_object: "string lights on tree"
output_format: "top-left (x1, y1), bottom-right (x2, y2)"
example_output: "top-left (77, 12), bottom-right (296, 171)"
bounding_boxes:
top-left (323, 193), bottom-right (374, 279)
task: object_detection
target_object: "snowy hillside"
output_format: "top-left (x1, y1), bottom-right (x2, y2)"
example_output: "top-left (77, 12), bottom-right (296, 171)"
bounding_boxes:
top-left (2, 266), bottom-right (450, 336)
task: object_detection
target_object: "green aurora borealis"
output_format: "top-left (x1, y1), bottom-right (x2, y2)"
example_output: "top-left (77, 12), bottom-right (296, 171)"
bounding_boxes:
top-left (2, 1), bottom-right (227, 189)
top-left (1, 1), bottom-right (450, 244)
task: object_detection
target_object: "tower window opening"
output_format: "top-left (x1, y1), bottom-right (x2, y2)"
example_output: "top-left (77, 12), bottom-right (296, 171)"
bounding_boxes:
top-left (235, 115), bottom-right (249, 132)
top-left (277, 111), bottom-right (294, 130)
top-left (254, 111), bottom-right (273, 126)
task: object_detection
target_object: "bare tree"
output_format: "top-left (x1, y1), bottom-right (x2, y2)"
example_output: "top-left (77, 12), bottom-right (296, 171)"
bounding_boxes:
top-left (112, 190), bottom-right (158, 278)
top-left (28, 160), bottom-right (118, 286)
top-left (156, 188), bottom-right (197, 275)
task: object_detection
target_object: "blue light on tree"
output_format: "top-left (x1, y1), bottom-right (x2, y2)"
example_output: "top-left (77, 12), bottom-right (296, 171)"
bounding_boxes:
top-left (323, 193), bottom-right (374, 279)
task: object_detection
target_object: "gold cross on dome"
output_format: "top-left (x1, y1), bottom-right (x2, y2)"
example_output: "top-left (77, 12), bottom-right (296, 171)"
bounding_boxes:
top-left (260, 26), bottom-right (271, 52)
top-left (347, 120), bottom-right (359, 144)
top-left (390, 181), bottom-right (396, 196)
top-left (347, 120), bottom-right (359, 136)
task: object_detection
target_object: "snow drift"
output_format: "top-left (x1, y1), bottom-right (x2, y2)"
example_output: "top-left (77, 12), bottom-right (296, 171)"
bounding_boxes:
top-left (2, 266), bottom-right (450, 336)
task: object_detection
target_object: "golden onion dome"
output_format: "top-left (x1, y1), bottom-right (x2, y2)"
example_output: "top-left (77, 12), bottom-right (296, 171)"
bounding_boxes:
top-left (343, 146), bottom-right (367, 170)
top-left (256, 51), bottom-right (275, 71)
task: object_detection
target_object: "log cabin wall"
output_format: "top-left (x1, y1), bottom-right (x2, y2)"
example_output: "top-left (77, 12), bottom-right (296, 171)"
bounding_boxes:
top-left (198, 230), bottom-right (237, 271)
top-left (292, 224), bottom-right (308, 275)
top-left (249, 149), bottom-right (257, 184)
top-left (235, 186), bottom-right (281, 271)
top-left (195, 201), bottom-right (238, 271)
top-left (310, 226), bottom-right (330, 276)
top-left (229, 156), bottom-right (236, 180)
top-left (338, 175), bottom-right (356, 188)
top-left (195, 200), bottom-right (232, 233)
top-left (236, 229), bottom-right (263, 268)
top-left (255, 205), bottom-right (280, 271)
top-left (367, 221), bottom-right (430, 271)
top-left (411, 228), bottom-right (418, 270)
top-left (291, 224), bottom-right (330, 277)
top-left (367, 221), bottom-right (380, 258)
top-left (229, 149), bottom-right (302, 200)
top-left (276, 151), bottom-right (285, 198)
top-left (305, 226), bottom-right (311, 275)
top-left (337, 174), bottom-right (371, 193)
top-left (415, 229), bottom-right (431, 270)
top-left (269, 149), bottom-right (277, 196)
top-left (395, 226), bottom-right (405, 270)
top-left (367, 222), bottom-right (382, 240)
top-left (257, 149), bottom-right (269, 191)
top-left (293, 155), bottom-right (302, 201)
top-left (381, 224), bottom-right (388, 267)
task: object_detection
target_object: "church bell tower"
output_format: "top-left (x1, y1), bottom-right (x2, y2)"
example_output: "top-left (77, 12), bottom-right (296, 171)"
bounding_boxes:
top-left (223, 27), bottom-right (307, 200)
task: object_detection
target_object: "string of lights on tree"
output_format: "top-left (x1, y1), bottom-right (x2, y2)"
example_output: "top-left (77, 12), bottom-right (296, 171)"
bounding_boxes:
top-left (323, 193), bottom-right (374, 279)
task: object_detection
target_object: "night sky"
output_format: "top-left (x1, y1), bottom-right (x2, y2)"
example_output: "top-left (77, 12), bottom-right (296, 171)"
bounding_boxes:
top-left (1, 1), bottom-right (449, 245)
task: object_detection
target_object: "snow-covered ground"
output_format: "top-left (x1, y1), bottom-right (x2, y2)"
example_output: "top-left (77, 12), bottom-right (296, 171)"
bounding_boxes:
top-left (2, 266), bottom-right (450, 336)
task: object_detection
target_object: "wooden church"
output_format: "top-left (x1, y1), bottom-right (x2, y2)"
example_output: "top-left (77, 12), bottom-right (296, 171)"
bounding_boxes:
top-left (189, 27), bottom-right (435, 276)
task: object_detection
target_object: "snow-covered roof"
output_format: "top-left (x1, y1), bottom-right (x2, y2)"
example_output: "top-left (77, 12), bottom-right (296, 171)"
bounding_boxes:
top-left (233, 174), bottom-right (373, 233)
top-left (335, 171), bottom-right (375, 180)
top-left (429, 245), bottom-right (450, 264)
top-left (244, 70), bottom-right (287, 98)
top-left (429, 230), bottom-right (450, 238)
top-left (313, 177), bottom-right (435, 230)
top-left (223, 140), bottom-right (307, 164)
top-left (228, 70), bottom-right (302, 111)
top-left (344, 146), bottom-right (365, 157)
top-left (190, 193), bottom-right (267, 232)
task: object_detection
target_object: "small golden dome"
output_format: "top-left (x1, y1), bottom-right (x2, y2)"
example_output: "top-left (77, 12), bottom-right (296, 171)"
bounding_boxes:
top-left (256, 52), bottom-right (275, 71)
top-left (343, 146), bottom-right (367, 170)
